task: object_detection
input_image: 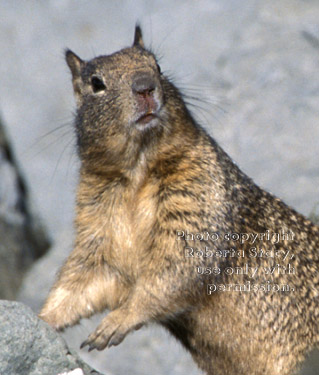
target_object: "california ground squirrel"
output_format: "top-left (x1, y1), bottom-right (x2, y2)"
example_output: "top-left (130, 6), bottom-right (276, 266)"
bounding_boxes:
top-left (39, 26), bottom-right (319, 375)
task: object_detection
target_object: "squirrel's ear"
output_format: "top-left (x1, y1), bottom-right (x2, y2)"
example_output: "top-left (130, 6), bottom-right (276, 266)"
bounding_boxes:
top-left (65, 49), bottom-right (84, 79)
top-left (65, 49), bottom-right (85, 106)
top-left (133, 25), bottom-right (144, 48)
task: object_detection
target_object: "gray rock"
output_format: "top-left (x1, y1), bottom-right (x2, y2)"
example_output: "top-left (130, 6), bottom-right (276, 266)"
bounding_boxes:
top-left (0, 119), bottom-right (50, 300)
top-left (0, 300), bottom-right (104, 375)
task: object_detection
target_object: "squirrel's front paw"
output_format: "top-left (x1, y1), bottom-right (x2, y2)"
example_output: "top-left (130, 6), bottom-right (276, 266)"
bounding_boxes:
top-left (39, 307), bottom-right (69, 331)
top-left (80, 309), bottom-right (143, 351)
top-left (39, 290), bottom-right (83, 330)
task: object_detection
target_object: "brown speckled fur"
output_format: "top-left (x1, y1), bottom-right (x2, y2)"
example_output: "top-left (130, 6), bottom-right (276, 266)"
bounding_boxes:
top-left (39, 26), bottom-right (319, 375)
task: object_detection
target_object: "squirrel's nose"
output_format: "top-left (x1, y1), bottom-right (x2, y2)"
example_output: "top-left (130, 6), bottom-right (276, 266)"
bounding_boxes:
top-left (132, 74), bottom-right (156, 95)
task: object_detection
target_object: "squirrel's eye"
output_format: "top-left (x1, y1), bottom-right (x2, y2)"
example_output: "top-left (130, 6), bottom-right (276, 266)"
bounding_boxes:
top-left (91, 76), bottom-right (106, 93)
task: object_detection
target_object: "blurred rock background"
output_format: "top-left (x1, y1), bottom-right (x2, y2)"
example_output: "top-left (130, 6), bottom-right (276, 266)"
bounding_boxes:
top-left (0, 0), bottom-right (318, 374)
top-left (0, 117), bottom-right (49, 300)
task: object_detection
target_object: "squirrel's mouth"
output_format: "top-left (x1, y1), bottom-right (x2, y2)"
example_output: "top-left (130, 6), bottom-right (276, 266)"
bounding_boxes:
top-left (137, 112), bottom-right (158, 125)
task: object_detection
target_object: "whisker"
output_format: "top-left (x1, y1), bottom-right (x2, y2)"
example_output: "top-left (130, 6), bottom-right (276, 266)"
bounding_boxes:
top-left (64, 138), bottom-right (78, 183)
top-left (26, 128), bottom-right (74, 162)
top-left (183, 92), bottom-right (228, 113)
top-left (25, 119), bottom-right (73, 152)
top-left (50, 135), bottom-right (76, 185)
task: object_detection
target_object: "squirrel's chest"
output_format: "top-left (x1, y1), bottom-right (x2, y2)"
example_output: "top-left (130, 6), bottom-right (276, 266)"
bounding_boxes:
top-left (83, 182), bottom-right (159, 276)
top-left (111, 190), bottom-right (156, 250)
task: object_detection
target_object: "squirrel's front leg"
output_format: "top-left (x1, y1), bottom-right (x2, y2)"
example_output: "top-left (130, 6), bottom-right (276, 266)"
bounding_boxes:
top-left (81, 254), bottom-right (196, 351)
top-left (80, 304), bottom-right (144, 350)
top-left (39, 245), bottom-right (127, 330)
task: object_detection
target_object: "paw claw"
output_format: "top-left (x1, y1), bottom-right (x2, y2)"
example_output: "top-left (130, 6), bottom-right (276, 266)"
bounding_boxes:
top-left (88, 345), bottom-right (95, 352)
top-left (108, 333), bottom-right (125, 348)
top-left (80, 340), bottom-right (88, 350)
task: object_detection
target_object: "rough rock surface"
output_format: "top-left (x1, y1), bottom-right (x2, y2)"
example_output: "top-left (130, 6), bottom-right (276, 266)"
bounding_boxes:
top-left (0, 301), bottom-right (104, 375)
top-left (0, 119), bottom-right (49, 300)
top-left (0, 1), bottom-right (318, 374)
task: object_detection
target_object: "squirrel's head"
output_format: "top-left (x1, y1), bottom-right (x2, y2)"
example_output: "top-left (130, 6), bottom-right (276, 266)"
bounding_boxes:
top-left (65, 26), bottom-right (188, 169)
